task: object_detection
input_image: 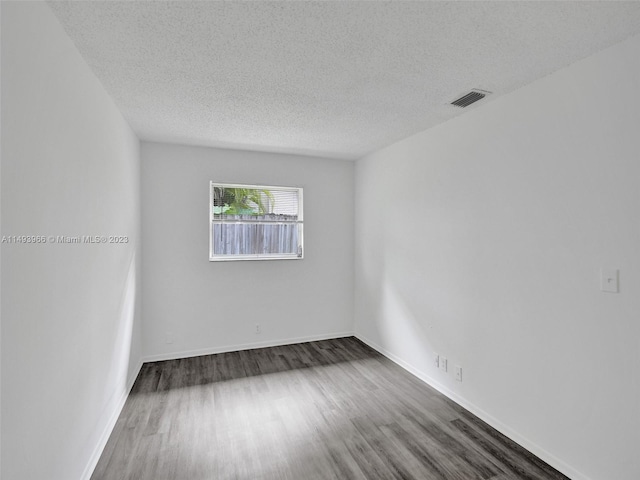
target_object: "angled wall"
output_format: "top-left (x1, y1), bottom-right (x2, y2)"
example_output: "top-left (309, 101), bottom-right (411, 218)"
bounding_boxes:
top-left (1, 3), bottom-right (142, 479)
top-left (355, 33), bottom-right (640, 480)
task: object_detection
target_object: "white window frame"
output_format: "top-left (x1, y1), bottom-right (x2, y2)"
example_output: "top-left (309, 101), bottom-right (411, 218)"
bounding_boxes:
top-left (209, 182), bottom-right (304, 261)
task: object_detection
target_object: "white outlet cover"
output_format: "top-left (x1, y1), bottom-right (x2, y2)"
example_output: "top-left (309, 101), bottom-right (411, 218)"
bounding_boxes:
top-left (439, 357), bottom-right (447, 372)
top-left (434, 354), bottom-right (439, 368)
top-left (455, 366), bottom-right (462, 382)
top-left (601, 269), bottom-right (619, 293)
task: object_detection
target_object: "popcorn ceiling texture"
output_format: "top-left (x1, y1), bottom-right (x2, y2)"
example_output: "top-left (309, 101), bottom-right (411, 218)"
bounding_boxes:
top-left (48, 1), bottom-right (640, 160)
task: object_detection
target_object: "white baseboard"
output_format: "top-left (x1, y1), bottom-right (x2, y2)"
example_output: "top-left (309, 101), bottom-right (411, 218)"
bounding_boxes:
top-left (354, 333), bottom-right (590, 480)
top-left (142, 331), bottom-right (355, 363)
top-left (80, 358), bottom-right (144, 480)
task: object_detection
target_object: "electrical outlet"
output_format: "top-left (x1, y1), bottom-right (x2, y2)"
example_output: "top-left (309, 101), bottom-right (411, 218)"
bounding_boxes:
top-left (434, 354), bottom-right (440, 368)
top-left (439, 356), bottom-right (447, 373)
top-left (255, 324), bottom-right (261, 334)
top-left (165, 331), bottom-right (173, 344)
top-left (455, 365), bottom-right (462, 382)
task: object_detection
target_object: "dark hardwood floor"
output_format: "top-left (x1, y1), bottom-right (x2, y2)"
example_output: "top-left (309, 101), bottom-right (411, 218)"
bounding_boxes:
top-left (92, 337), bottom-right (569, 480)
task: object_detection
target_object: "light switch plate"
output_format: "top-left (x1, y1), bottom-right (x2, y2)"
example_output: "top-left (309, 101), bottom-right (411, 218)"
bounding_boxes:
top-left (601, 269), bottom-right (619, 293)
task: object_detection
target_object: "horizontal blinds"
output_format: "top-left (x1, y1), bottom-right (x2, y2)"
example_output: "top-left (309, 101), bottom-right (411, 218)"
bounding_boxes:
top-left (212, 184), bottom-right (301, 222)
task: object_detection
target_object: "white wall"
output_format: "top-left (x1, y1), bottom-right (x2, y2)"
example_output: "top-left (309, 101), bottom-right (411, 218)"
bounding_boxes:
top-left (0, 3), bottom-right (4, 476)
top-left (141, 142), bottom-right (354, 360)
top-left (1, 3), bottom-right (142, 479)
top-left (355, 34), bottom-right (640, 480)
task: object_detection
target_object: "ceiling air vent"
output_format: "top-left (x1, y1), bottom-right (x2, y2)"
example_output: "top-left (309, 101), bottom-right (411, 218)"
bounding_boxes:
top-left (450, 89), bottom-right (491, 108)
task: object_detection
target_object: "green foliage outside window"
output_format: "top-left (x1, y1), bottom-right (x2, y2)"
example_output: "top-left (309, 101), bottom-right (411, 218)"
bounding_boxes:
top-left (213, 187), bottom-right (274, 215)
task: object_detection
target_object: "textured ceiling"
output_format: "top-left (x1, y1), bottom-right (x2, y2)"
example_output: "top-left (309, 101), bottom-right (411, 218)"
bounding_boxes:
top-left (48, 1), bottom-right (640, 160)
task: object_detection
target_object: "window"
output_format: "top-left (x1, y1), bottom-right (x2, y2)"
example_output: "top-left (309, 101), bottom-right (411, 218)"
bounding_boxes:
top-left (210, 183), bottom-right (303, 261)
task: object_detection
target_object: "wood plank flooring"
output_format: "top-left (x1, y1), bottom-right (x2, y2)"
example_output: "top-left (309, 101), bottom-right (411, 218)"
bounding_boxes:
top-left (92, 337), bottom-right (569, 480)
